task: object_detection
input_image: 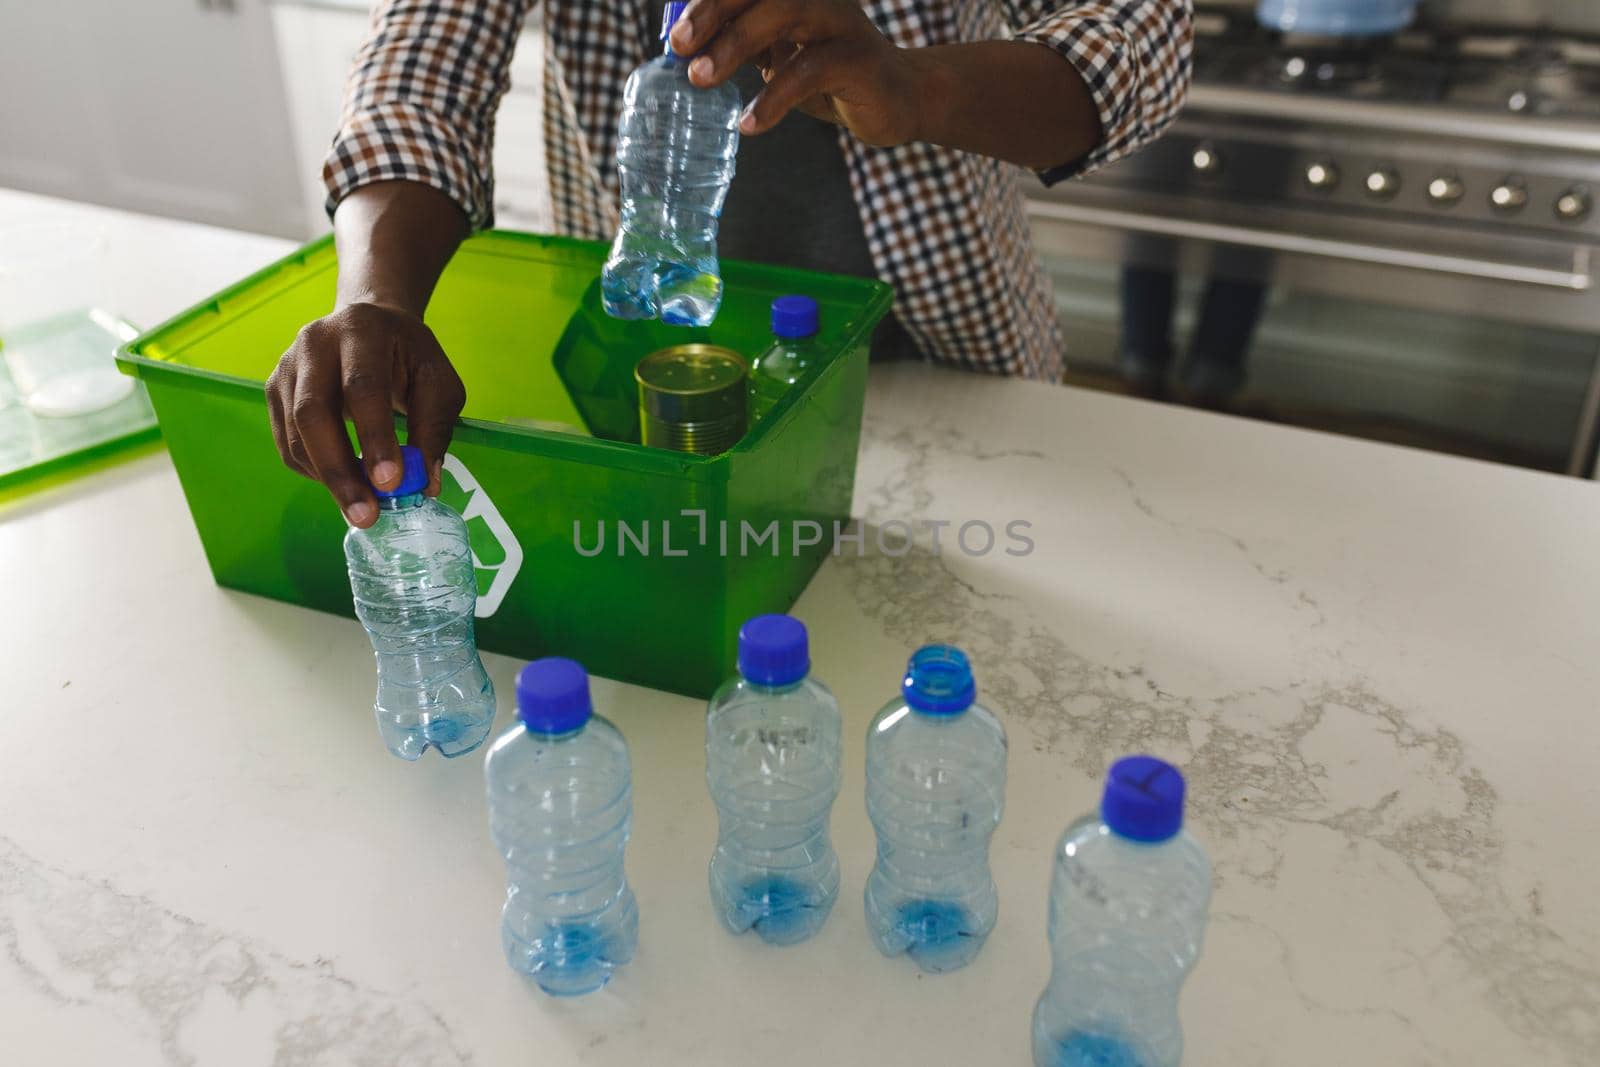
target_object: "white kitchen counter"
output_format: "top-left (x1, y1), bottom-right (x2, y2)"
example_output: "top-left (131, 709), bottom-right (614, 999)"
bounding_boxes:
top-left (2, 189), bottom-right (1597, 1066)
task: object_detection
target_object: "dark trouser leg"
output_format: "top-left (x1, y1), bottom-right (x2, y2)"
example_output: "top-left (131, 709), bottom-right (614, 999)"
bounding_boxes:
top-left (1182, 276), bottom-right (1267, 403)
top-left (1118, 266), bottom-right (1178, 394)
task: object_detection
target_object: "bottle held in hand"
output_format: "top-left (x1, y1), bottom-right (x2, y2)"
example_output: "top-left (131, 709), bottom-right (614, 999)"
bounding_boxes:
top-left (601, 1), bottom-right (742, 327)
top-left (343, 445), bottom-right (495, 760)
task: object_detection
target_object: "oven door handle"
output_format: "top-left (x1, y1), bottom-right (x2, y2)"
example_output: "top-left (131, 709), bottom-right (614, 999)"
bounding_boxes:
top-left (1027, 200), bottom-right (1593, 292)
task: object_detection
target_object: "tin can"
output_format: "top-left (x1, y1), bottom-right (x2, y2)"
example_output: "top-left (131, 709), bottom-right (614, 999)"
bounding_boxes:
top-left (635, 344), bottom-right (748, 455)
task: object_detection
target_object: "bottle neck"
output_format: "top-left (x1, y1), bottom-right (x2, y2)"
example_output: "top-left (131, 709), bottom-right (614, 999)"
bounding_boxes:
top-left (1104, 822), bottom-right (1180, 847)
top-left (377, 492), bottom-right (425, 511)
top-left (910, 704), bottom-right (970, 722)
top-left (741, 675), bottom-right (805, 696)
top-left (526, 723), bottom-right (585, 742)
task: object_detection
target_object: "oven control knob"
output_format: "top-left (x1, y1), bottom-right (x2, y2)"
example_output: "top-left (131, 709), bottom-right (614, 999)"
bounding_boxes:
top-left (1191, 142), bottom-right (1222, 177)
top-left (1364, 167), bottom-right (1400, 199)
top-left (1555, 187), bottom-right (1592, 222)
top-left (1427, 175), bottom-right (1465, 206)
top-left (1304, 161), bottom-right (1339, 192)
top-left (1491, 179), bottom-right (1529, 213)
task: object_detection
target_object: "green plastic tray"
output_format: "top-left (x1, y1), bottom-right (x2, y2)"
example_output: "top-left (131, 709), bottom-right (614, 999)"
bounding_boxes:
top-left (0, 312), bottom-right (162, 505)
top-left (117, 231), bottom-right (891, 697)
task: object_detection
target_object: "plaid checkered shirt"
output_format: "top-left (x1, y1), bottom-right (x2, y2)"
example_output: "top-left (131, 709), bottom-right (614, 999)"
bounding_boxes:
top-left (324, 0), bottom-right (1194, 380)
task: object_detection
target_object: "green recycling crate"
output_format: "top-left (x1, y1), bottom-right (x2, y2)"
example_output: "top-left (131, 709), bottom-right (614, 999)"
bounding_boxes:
top-left (117, 232), bottom-right (891, 698)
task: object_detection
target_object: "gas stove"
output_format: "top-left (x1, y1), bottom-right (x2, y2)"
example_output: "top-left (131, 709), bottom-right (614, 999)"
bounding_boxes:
top-left (1027, 7), bottom-right (1600, 322)
top-left (1161, 10), bottom-right (1600, 236)
top-left (1451, 36), bottom-right (1600, 121)
top-left (1196, 16), bottom-right (1600, 122)
top-left (1023, 3), bottom-right (1600, 474)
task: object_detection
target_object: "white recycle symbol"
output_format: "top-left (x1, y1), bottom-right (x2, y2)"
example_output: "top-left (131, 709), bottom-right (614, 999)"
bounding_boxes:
top-left (441, 453), bottom-right (523, 618)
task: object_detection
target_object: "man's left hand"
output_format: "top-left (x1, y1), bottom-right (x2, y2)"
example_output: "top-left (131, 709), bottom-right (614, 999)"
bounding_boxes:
top-left (672, 0), bottom-right (923, 146)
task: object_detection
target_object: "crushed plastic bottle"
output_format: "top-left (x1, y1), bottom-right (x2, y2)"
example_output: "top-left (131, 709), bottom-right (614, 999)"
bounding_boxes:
top-left (600, 2), bottom-right (741, 326)
top-left (706, 614), bottom-right (842, 945)
top-left (343, 445), bottom-right (495, 760)
top-left (864, 645), bottom-right (1006, 973)
top-left (1032, 756), bottom-right (1212, 1067)
top-left (486, 658), bottom-right (639, 996)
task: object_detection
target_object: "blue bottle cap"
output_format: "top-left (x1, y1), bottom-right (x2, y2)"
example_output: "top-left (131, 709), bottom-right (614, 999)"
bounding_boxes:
top-left (1101, 755), bottom-right (1185, 842)
top-left (738, 614), bottom-right (809, 686)
top-left (370, 445), bottom-right (429, 499)
top-left (901, 645), bottom-right (975, 715)
top-left (516, 657), bottom-right (594, 735)
top-left (660, 1), bottom-right (688, 40)
top-left (771, 295), bottom-right (819, 339)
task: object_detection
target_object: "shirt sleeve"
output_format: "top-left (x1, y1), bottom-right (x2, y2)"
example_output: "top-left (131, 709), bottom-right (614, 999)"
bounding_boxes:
top-left (322, 0), bottom-right (536, 230)
top-left (1006, 0), bottom-right (1194, 183)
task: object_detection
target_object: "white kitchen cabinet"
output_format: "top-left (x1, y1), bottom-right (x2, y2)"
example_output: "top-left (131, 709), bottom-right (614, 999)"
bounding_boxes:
top-left (269, 0), bottom-right (551, 237)
top-left (0, 0), bottom-right (306, 237)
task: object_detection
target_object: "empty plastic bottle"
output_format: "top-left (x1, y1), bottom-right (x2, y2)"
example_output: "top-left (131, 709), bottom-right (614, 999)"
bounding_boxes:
top-left (748, 295), bottom-right (821, 425)
top-left (343, 445), bottom-right (495, 760)
top-left (1032, 756), bottom-right (1212, 1067)
top-left (865, 645), bottom-right (1006, 973)
top-left (600, 1), bottom-right (741, 327)
top-left (486, 658), bottom-right (639, 996)
top-left (706, 614), bottom-right (842, 945)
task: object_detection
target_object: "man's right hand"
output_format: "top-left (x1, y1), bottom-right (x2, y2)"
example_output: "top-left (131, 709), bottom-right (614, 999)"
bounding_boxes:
top-left (266, 181), bottom-right (471, 527)
top-left (266, 301), bottom-right (465, 528)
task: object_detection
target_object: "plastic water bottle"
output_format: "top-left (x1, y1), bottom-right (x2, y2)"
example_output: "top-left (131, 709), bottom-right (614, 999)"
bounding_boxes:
top-left (706, 614), bottom-right (842, 945)
top-left (600, 1), bottom-right (741, 327)
top-left (865, 645), bottom-right (1007, 973)
top-left (748, 295), bottom-right (821, 425)
top-left (343, 445), bottom-right (495, 760)
top-left (485, 658), bottom-right (639, 996)
top-left (1031, 756), bottom-right (1212, 1067)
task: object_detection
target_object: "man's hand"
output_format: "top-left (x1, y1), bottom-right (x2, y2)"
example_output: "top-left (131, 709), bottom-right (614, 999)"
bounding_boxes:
top-left (671, 0), bottom-right (1102, 172)
top-left (672, 0), bottom-right (923, 146)
top-left (265, 181), bottom-right (469, 527)
top-left (266, 302), bottom-right (465, 528)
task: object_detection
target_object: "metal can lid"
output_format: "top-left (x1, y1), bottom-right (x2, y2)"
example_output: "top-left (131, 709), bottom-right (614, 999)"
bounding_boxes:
top-left (636, 344), bottom-right (748, 423)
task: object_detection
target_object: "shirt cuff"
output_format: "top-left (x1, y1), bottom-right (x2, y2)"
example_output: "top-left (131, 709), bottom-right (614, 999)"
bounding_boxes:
top-left (1015, 1), bottom-right (1194, 185)
top-left (322, 103), bottom-right (496, 230)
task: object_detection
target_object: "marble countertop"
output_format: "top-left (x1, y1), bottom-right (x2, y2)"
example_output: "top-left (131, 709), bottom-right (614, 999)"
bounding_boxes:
top-left (2, 190), bottom-right (1597, 1066)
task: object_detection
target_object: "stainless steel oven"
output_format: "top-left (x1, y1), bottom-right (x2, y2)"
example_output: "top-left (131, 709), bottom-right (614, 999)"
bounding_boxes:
top-left (1027, 0), bottom-right (1600, 475)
